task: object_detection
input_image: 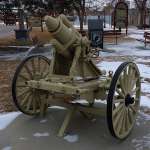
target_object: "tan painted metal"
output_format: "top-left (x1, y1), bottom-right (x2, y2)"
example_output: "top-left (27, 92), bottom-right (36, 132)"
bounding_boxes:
top-left (13, 15), bottom-right (141, 139)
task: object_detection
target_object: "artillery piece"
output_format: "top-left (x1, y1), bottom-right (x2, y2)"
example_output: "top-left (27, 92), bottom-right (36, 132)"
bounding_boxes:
top-left (12, 14), bottom-right (141, 140)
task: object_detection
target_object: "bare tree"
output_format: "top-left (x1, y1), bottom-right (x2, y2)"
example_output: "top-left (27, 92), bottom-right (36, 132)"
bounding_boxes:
top-left (134, 0), bottom-right (148, 28)
top-left (73, 0), bottom-right (86, 31)
top-left (64, 0), bottom-right (114, 31)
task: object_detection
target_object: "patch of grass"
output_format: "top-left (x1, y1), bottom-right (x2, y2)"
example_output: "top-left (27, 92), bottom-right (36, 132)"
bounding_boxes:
top-left (0, 27), bottom-right (52, 47)
top-left (104, 35), bottom-right (135, 43)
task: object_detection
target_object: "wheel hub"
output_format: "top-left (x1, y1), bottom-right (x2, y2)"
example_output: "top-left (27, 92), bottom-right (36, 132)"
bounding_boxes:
top-left (125, 94), bottom-right (134, 107)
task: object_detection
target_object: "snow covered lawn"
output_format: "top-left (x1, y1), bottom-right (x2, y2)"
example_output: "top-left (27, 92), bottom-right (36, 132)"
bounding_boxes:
top-left (0, 112), bottom-right (21, 130)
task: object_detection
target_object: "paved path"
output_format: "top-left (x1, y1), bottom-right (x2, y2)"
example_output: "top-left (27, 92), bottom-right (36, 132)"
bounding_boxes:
top-left (0, 107), bottom-right (150, 150)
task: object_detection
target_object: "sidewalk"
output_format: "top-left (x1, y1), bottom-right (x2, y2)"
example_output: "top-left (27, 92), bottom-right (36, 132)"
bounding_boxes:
top-left (0, 107), bottom-right (150, 150)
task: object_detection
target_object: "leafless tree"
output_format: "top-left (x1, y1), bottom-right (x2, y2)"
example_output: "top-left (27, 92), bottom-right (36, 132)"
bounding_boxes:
top-left (134, 0), bottom-right (148, 28)
top-left (65, 0), bottom-right (113, 31)
top-left (73, 0), bottom-right (86, 31)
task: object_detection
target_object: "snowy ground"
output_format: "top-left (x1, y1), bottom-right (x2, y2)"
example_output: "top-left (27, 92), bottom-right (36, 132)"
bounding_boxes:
top-left (128, 27), bottom-right (150, 41)
top-left (98, 34), bottom-right (150, 109)
top-left (0, 108), bottom-right (149, 150)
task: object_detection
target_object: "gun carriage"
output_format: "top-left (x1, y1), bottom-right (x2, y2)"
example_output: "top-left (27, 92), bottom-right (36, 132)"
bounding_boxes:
top-left (12, 14), bottom-right (141, 140)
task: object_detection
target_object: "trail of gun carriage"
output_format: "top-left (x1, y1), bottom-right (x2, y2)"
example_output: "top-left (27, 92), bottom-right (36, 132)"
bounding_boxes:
top-left (0, 0), bottom-right (150, 150)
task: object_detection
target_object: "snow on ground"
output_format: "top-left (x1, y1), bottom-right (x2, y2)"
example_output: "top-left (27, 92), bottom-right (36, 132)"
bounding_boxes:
top-left (139, 112), bottom-right (150, 121)
top-left (97, 61), bottom-right (122, 74)
top-left (128, 27), bottom-right (150, 41)
top-left (138, 64), bottom-right (150, 79)
top-left (142, 82), bottom-right (150, 94)
top-left (141, 96), bottom-right (150, 108)
top-left (64, 134), bottom-right (79, 143)
top-left (49, 106), bottom-right (66, 110)
top-left (40, 119), bottom-right (48, 124)
top-left (19, 137), bottom-right (28, 141)
top-left (33, 132), bottom-right (50, 138)
top-left (132, 133), bottom-right (150, 150)
top-left (136, 57), bottom-right (150, 63)
top-left (103, 41), bottom-right (150, 57)
top-left (97, 61), bottom-right (150, 79)
top-left (0, 112), bottom-right (21, 130)
top-left (1, 146), bottom-right (12, 150)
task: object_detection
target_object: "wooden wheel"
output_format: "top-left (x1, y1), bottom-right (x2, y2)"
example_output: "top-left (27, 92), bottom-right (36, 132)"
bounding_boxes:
top-left (107, 62), bottom-right (141, 139)
top-left (12, 55), bottom-right (51, 116)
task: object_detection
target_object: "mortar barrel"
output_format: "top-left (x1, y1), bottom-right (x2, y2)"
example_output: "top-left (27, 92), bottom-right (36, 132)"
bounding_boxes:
top-left (45, 16), bottom-right (76, 46)
top-left (45, 16), bottom-right (59, 32)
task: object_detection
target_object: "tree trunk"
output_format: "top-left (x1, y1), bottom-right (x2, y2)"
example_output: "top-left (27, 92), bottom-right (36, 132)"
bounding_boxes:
top-left (134, 0), bottom-right (147, 28)
top-left (139, 9), bottom-right (145, 27)
top-left (79, 15), bottom-right (84, 31)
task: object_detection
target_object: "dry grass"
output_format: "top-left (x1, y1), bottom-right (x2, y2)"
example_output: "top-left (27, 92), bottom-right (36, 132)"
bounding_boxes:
top-left (0, 27), bottom-right (52, 46)
top-left (0, 60), bottom-right (19, 112)
top-left (30, 28), bottom-right (52, 43)
top-left (104, 34), bottom-right (135, 44)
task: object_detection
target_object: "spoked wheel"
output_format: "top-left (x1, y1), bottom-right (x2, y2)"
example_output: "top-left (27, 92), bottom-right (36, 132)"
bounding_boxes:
top-left (107, 62), bottom-right (141, 140)
top-left (12, 55), bottom-right (51, 116)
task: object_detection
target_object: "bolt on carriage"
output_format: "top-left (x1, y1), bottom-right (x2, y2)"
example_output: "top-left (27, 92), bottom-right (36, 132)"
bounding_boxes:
top-left (12, 14), bottom-right (141, 140)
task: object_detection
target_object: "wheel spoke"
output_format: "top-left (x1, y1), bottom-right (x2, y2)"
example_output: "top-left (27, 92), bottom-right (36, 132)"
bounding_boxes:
top-left (18, 74), bottom-right (29, 81)
top-left (120, 108), bottom-right (126, 134)
top-left (20, 92), bottom-right (32, 107)
top-left (116, 88), bottom-right (125, 98)
top-left (128, 66), bottom-right (135, 91)
top-left (119, 76), bottom-right (126, 95)
top-left (26, 95), bottom-right (33, 111)
top-left (131, 86), bottom-right (139, 96)
top-left (126, 66), bottom-right (132, 93)
top-left (113, 107), bottom-right (124, 130)
top-left (42, 62), bottom-right (49, 76)
top-left (125, 108), bottom-right (131, 130)
top-left (123, 69), bottom-right (128, 93)
top-left (113, 103), bottom-right (124, 117)
top-left (116, 108), bottom-right (125, 134)
top-left (130, 69), bottom-right (136, 81)
top-left (38, 57), bottom-right (41, 73)
top-left (17, 88), bottom-right (30, 98)
top-left (24, 64), bottom-right (33, 79)
top-left (128, 65), bottom-right (133, 76)
top-left (113, 99), bottom-right (124, 104)
top-left (16, 80), bottom-right (28, 87)
top-left (130, 78), bottom-right (138, 92)
top-left (30, 59), bottom-right (36, 75)
top-left (43, 59), bottom-right (50, 78)
top-left (129, 105), bottom-right (136, 114)
top-left (128, 108), bottom-right (134, 125)
top-left (43, 71), bottom-right (49, 78)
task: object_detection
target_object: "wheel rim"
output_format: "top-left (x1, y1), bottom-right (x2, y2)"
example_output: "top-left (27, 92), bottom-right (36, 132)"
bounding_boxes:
top-left (107, 62), bottom-right (141, 139)
top-left (12, 55), bottom-right (50, 115)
